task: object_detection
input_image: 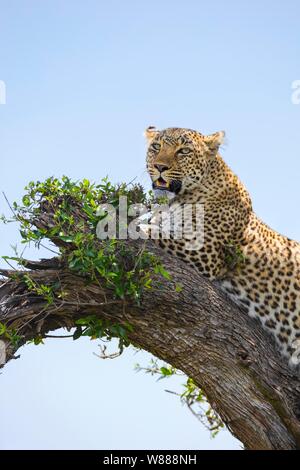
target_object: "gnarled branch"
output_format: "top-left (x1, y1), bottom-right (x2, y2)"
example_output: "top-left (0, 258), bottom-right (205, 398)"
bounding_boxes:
top-left (1, 188), bottom-right (300, 450)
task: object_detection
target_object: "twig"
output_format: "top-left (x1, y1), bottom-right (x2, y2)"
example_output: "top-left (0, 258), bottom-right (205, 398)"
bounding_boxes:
top-left (2, 192), bottom-right (17, 218)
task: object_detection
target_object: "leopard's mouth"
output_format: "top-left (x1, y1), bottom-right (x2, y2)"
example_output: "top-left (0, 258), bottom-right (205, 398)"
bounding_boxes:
top-left (153, 177), bottom-right (170, 190)
top-left (152, 177), bottom-right (182, 194)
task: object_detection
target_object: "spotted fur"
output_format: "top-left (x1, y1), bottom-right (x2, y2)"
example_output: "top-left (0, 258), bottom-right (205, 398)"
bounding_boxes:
top-left (146, 126), bottom-right (300, 365)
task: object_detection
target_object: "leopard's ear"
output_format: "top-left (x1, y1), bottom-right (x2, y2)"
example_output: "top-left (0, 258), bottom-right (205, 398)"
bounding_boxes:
top-left (144, 126), bottom-right (159, 144)
top-left (204, 131), bottom-right (225, 153)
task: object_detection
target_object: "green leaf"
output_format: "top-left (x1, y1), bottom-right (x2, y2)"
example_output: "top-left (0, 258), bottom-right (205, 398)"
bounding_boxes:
top-left (22, 195), bottom-right (31, 207)
top-left (154, 264), bottom-right (172, 281)
top-left (75, 316), bottom-right (94, 325)
top-left (33, 336), bottom-right (44, 345)
top-left (160, 366), bottom-right (174, 376)
top-left (124, 321), bottom-right (134, 332)
top-left (59, 235), bottom-right (75, 243)
top-left (73, 327), bottom-right (82, 340)
top-left (0, 322), bottom-right (7, 335)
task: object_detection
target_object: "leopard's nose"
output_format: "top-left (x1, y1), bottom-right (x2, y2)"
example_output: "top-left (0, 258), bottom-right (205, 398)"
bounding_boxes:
top-left (154, 164), bottom-right (169, 173)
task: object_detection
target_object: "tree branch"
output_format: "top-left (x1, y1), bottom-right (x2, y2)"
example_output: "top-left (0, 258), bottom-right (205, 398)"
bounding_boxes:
top-left (1, 185), bottom-right (300, 450)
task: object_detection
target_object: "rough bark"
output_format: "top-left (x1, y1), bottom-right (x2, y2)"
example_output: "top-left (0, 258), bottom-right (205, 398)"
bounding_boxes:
top-left (1, 201), bottom-right (300, 450)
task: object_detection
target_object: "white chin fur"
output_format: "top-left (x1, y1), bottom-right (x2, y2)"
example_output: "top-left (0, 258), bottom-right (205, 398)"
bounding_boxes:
top-left (153, 189), bottom-right (176, 201)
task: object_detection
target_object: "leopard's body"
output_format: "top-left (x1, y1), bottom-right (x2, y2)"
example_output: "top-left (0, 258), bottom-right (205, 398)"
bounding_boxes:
top-left (145, 126), bottom-right (300, 365)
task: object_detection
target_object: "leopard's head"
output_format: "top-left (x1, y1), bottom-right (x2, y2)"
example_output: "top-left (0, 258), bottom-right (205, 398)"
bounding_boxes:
top-left (145, 127), bottom-right (225, 195)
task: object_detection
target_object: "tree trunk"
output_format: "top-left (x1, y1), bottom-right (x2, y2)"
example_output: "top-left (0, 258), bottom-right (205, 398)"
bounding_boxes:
top-left (1, 200), bottom-right (300, 450)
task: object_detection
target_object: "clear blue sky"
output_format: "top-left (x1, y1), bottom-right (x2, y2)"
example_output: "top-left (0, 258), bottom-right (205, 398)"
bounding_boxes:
top-left (0, 0), bottom-right (299, 450)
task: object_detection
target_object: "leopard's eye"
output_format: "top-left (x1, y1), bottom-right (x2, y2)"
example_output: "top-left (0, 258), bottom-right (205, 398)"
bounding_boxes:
top-left (177, 147), bottom-right (192, 155)
top-left (150, 142), bottom-right (161, 152)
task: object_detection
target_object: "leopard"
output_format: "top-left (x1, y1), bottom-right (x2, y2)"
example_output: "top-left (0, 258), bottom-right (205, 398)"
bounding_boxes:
top-left (145, 126), bottom-right (300, 366)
